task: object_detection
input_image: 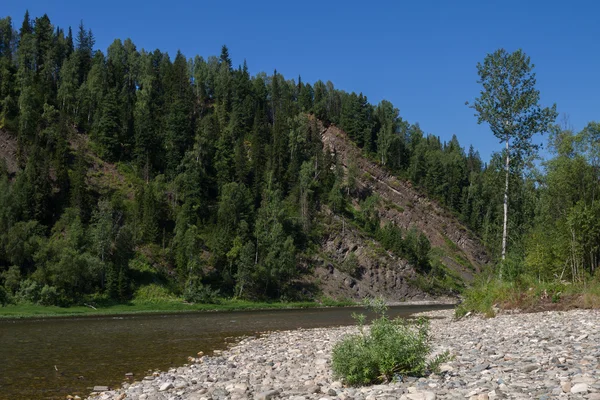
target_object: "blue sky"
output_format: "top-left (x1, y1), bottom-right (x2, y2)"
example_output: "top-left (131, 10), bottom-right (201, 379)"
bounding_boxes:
top-left (5, 0), bottom-right (600, 161)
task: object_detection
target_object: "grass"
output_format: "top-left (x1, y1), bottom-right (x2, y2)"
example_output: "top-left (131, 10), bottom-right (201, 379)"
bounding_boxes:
top-left (383, 199), bottom-right (405, 213)
top-left (456, 274), bottom-right (600, 318)
top-left (0, 297), bottom-right (356, 319)
top-left (409, 258), bottom-right (465, 296)
top-left (437, 235), bottom-right (475, 271)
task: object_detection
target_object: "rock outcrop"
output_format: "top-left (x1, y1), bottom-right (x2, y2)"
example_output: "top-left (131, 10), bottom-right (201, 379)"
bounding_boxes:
top-left (321, 124), bottom-right (489, 281)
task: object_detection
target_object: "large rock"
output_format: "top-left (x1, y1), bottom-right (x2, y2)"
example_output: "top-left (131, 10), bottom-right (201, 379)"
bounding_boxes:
top-left (571, 383), bottom-right (589, 393)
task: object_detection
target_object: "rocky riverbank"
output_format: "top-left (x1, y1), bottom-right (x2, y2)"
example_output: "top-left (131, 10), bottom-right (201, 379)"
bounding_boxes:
top-left (87, 309), bottom-right (600, 400)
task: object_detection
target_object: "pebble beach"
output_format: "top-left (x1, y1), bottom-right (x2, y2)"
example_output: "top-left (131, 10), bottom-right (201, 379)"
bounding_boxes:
top-left (87, 309), bottom-right (600, 400)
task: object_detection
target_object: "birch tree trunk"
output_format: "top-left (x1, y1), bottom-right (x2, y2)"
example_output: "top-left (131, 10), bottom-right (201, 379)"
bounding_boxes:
top-left (501, 136), bottom-right (509, 262)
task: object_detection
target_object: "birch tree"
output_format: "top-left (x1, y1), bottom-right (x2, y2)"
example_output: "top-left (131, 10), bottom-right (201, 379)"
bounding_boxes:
top-left (470, 49), bottom-right (556, 262)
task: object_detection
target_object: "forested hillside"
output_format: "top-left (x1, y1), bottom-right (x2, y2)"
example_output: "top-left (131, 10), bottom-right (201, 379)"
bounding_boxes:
top-left (0, 12), bottom-right (595, 309)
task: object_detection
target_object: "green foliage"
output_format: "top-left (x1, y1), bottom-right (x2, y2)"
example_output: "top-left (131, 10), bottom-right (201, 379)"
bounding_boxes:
top-left (39, 285), bottom-right (60, 306)
top-left (456, 274), bottom-right (546, 317)
top-left (332, 301), bottom-right (450, 385)
top-left (252, 188), bottom-right (298, 297)
top-left (339, 251), bottom-right (361, 277)
top-left (0, 285), bottom-right (8, 306)
top-left (133, 284), bottom-right (177, 302)
top-left (16, 279), bottom-right (41, 303)
top-left (328, 179), bottom-right (345, 214)
top-left (1, 10), bottom-right (488, 305)
top-left (471, 48), bottom-right (557, 260)
top-left (183, 278), bottom-right (221, 304)
top-left (377, 224), bottom-right (431, 272)
top-left (5, 12), bottom-right (595, 310)
top-left (359, 195), bottom-right (380, 234)
top-left (1, 265), bottom-right (22, 295)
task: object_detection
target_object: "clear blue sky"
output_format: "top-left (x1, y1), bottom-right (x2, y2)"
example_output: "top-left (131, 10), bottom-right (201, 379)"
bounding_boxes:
top-left (5, 0), bottom-right (600, 161)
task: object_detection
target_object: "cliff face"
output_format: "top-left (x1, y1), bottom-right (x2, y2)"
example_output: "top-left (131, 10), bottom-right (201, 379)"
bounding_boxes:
top-left (319, 124), bottom-right (489, 287)
top-left (309, 211), bottom-right (434, 302)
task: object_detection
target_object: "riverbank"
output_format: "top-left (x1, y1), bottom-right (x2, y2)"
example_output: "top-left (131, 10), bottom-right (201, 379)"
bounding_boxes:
top-left (0, 298), bottom-right (458, 319)
top-left (86, 308), bottom-right (600, 400)
top-left (0, 298), bottom-right (356, 319)
top-left (456, 277), bottom-right (600, 317)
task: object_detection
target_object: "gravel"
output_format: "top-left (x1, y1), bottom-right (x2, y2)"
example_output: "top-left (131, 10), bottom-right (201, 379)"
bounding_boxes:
top-left (86, 308), bottom-right (600, 399)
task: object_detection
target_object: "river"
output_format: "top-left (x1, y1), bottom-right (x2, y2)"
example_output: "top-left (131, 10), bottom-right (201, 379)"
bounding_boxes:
top-left (0, 304), bottom-right (453, 400)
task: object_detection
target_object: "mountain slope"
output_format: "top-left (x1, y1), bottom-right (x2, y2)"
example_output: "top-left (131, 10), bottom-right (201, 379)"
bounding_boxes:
top-left (321, 124), bottom-right (489, 282)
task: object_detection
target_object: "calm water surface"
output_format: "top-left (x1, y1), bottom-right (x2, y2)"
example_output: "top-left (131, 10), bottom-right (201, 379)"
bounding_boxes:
top-left (0, 304), bottom-right (453, 400)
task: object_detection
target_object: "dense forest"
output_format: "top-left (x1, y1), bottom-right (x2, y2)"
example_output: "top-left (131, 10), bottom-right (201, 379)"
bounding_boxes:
top-left (0, 12), bottom-right (597, 307)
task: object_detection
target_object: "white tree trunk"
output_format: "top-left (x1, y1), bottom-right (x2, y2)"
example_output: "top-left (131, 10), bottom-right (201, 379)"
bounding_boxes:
top-left (501, 137), bottom-right (509, 262)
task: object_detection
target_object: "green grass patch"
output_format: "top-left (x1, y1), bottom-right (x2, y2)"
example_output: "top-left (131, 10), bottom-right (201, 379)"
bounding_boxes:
top-left (442, 234), bottom-right (461, 253)
top-left (384, 199), bottom-right (404, 213)
top-left (456, 274), bottom-right (600, 318)
top-left (0, 297), bottom-right (356, 319)
top-left (410, 251), bottom-right (465, 296)
top-left (437, 236), bottom-right (474, 271)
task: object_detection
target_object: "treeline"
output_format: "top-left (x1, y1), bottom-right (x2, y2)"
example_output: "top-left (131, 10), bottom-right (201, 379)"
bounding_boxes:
top-left (1, 12), bottom-right (589, 306)
top-left (0, 12), bottom-right (499, 305)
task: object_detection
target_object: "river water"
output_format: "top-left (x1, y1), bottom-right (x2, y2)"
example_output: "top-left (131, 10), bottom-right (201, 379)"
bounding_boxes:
top-left (0, 304), bottom-right (453, 400)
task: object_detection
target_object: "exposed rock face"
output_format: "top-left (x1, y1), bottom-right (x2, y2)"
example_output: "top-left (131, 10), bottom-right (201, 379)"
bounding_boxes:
top-left (309, 211), bottom-right (430, 302)
top-left (321, 125), bottom-right (489, 279)
top-left (0, 129), bottom-right (19, 175)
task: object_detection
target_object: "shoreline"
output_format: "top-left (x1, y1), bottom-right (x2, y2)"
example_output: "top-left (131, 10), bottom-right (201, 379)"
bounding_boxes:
top-left (86, 308), bottom-right (600, 400)
top-left (0, 298), bottom-right (457, 320)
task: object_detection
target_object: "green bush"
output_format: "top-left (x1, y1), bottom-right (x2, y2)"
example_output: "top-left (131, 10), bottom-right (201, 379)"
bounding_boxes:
top-left (16, 279), bottom-right (41, 303)
top-left (332, 299), bottom-right (450, 385)
top-left (39, 285), bottom-right (60, 306)
top-left (134, 283), bottom-right (178, 302)
top-left (183, 279), bottom-right (221, 304)
top-left (339, 252), bottom-right (361, 277)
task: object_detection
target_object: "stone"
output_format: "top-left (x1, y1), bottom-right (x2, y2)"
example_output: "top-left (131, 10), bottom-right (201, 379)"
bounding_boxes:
top-left (234, 383), bottom-right (248, 392)
top-left (75, 309), bottom-right (600, 400)
top-left (472, 363), bottom-right (490, 373)
top-left (255, 389), bottom-right (279, 400)
top-left (307, 385), bottom-right (321, 394)
top-left (92, 386), bottom-right (110, 392)
top-left (405, 392), bottom-right (435, 400)
top-left (522, 364), bottom-right (538, 373)
top-left (423, 392), bottom-right (436, 400)
top-left (159, 382), bottom-right (174, 391)
top-left (571, 383), bottom-right (589, 393)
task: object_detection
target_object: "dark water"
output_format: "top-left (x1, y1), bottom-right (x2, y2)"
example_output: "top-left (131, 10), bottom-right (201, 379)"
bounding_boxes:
top-left (0, 304), bottom-right (453, 400)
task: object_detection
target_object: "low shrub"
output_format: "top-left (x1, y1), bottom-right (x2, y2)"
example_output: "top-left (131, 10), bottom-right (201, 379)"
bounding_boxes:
top-left (133, 283), bottom-right (178, 302)
top-left (331, 299), bottom-right (450, 385)
top-left (39, 285), bottom-right (60, 306)
top-left (183, 279), bottom-right (221, 304)
top-left (339, 252), bottom-right (361, 277)
top-left (16, 279), bottom-right (41, 304)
